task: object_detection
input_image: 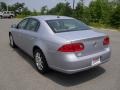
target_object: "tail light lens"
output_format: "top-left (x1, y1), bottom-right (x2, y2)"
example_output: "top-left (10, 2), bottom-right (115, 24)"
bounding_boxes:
top-left (103, 36), bottom-right (110, 45)
top-left (58, 43), bottom-right (84, 52)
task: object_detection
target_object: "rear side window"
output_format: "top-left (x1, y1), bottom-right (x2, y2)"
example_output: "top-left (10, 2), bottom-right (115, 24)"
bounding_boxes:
top-left (17, 19), bottom-right (28, 29)
top-left (25, 19), bottom-right (40, 32)
top-left (3, 12), bottom-right (6, 14)
top-left (11, 12), bottom-right (14, 14)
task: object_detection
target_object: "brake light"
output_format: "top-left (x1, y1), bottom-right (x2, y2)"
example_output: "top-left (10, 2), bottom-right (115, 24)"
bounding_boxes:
top-left (103, 36), bottom-right (110, 45)
top-left (58, 43), bottom-right (84, 52)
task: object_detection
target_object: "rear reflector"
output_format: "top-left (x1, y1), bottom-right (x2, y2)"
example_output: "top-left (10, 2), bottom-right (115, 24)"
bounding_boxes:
top-left (58, 43), bottom-right (84, 52)
top-left (103, 36), bottom-right (110, 45)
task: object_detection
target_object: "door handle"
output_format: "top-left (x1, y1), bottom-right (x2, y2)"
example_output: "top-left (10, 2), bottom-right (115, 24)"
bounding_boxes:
top-left (31, 37), bottom-right (35, 40)
top-left (31, 37), bottom-right (34, 40)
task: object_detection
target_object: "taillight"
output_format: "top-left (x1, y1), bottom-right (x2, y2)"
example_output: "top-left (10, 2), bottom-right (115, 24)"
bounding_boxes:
top-left (103, 36), bottom-right (110, 45)
top-left (58, 43), bottom-right (84, 52)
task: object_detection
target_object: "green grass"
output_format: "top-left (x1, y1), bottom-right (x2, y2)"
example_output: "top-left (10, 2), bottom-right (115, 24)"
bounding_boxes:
top-left (89, 22), bottom-right (109, 28)
top-left (90, 22), bottom-right (120, 31)
top-left (16, 15), bottom-right (29, 18)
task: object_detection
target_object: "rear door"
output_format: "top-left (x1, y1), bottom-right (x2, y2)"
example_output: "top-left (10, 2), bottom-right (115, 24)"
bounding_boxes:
top-left (19, 18), bottom-right (40, 55)
top-left (3, 11), bottom-right (9, 17)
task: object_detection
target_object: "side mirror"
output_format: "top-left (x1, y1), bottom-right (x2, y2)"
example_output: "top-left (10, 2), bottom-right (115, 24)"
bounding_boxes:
top-left (11, 24), bottom-right (17, 28)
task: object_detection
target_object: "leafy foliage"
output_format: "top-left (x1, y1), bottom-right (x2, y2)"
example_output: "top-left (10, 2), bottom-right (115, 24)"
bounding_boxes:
top-left (109, 5), bottom-right (120, 28)
top-left (40, 6), bottom-right (48, 15)
top-left (48, 2), bottom-right (72, 16)
top-left (0, 2), bottom-right (7, 11)
top-left (8, 2), bottom-right (25, 14)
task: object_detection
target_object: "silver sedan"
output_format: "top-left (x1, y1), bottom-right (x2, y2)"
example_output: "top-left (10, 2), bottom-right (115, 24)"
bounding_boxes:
top-left (9, 15), bottom-right (111, 74)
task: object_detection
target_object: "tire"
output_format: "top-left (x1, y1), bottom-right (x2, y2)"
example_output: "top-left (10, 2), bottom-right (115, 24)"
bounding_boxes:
top-left (0, 16), bottom-right (2, 19)
top-left (33, 49), bottom-right (49, 74)
top-left (10, 15), bottom-right (13, 19)
top-left (9, 34), bottom-right (16, 48)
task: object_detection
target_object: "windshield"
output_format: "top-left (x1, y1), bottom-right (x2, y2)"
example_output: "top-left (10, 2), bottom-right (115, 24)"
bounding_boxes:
top-left (46, 19), bottom-right (90, 33)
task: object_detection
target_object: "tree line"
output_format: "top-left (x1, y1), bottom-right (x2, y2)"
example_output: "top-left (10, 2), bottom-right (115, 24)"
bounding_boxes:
top-left (0, 0), bottom-right (120, 29)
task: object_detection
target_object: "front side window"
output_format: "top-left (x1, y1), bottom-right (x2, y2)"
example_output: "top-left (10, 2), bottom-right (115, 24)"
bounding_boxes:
top-left (17, 19), bottom-right (28, 29)
top-left (46, 19), bottom-right (90, 33)
top-left (25, 19), bottom-right (39, 31)
top-left (11, 12), bottom-right (14, 14)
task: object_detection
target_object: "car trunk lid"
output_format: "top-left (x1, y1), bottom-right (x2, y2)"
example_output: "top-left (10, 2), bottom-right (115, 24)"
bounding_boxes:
top-left (56, 30), bottom-right (107, 56)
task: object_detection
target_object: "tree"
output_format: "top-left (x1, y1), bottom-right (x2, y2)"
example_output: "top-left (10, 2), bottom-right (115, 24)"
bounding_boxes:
top-left (21, 7), bottom-right (31, 15)
top-left (74, 1), bottom-right (84, 19)
top-left (59, 2), bottom-right (72, 16)
top-left (89, 0), bottom-right (102, 22)
top-left (109, 5), bottom-right (120, 28)
top-left (48, 2), bottom-right (72, 16)
top-left (9, 2), bottom-right (25, 15)
top-left (48, 3), bottom-right (65, 15)
top-left (32, 9), bottom-right (38, 16)
top-left (0, 2), bottom-right (7, 11)
top-left (100, 0), bottom-right (112, 24)
top-left (82, 6), bottom-right (91, 24)
top-left (40, 6), bottom-right (48, 15)
top-left (89, 0), bottom-right (112, 24)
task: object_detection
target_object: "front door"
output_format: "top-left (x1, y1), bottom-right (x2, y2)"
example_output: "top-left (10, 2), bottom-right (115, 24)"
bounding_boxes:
top-left (13, 18), bottom-right (29, 48)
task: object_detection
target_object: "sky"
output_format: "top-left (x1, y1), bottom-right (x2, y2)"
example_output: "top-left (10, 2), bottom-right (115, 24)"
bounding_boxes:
top-left (0, 0), bottom-right (91, 11)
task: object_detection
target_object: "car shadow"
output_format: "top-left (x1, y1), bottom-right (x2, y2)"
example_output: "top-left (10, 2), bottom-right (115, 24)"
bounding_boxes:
top-left (44, 66), bottom-right (105, 87)
top-left (13, 47), bottom-right (37, 70)
top-left (13, 47), bottom-right (106, 87)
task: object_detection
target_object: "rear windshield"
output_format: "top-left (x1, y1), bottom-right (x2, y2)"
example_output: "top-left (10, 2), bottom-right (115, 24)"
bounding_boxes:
top-left (46, 19), bottom-right (90, 33)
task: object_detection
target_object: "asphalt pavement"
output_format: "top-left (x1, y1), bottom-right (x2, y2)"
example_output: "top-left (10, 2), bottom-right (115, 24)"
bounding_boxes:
top-left (0, 19), bottom-right (120, 90)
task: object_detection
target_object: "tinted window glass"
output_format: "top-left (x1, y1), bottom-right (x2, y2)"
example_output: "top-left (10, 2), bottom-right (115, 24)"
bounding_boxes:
top-left (46, 19), bottom-right (90, 33)
top-left (25, 19), bottom-right (39, 31)
top-left (17, 19), bottom-right (28, 29)
top-left (3, 12), bottom-right (6, 14)
top-left (11, 12), bottom-right (14, 14)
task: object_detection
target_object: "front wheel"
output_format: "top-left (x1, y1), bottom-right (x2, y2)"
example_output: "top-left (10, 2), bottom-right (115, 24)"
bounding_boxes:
top-left (34, 49), bottom-right (49, 74)
top-left (9, 34), bottom-right (16, 48)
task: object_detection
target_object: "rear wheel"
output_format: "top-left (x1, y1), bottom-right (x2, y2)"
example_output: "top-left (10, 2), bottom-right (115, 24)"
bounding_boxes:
top-left (9, 34), bottom-right (16, 48)
top-left (10, 15), bottom-right (13, 19)
top-left (33, 49), bottom-right (49, 74)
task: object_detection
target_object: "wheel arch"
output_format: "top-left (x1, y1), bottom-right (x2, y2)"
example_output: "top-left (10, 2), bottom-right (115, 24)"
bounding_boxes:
top-left (33, 46), bottom-right (41, 54)
top-left (9, 32), bottom-right (11, 36)
top-left (32, 45), bottom-right (46, 58)
top-left (10, 15), bottom-right (14, 18)
top-left (32, 45), bottom-right (49, 65)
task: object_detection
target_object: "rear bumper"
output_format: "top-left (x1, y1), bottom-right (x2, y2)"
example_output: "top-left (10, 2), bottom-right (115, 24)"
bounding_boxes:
top-left (53, 58), bottom-right (110, 74)
top-left (48, 47), bottom-right (111, 74)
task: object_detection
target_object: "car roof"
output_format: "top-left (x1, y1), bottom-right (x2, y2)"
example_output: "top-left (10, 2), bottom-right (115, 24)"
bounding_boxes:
top-left (28, 15), bottom-right (74, 21)
top-left (3, 11), bottom-right (14, 12)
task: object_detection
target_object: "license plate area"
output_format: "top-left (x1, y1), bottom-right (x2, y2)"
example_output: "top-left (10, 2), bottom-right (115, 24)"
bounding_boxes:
top-left (92, 57), bottom-right (101, 66)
